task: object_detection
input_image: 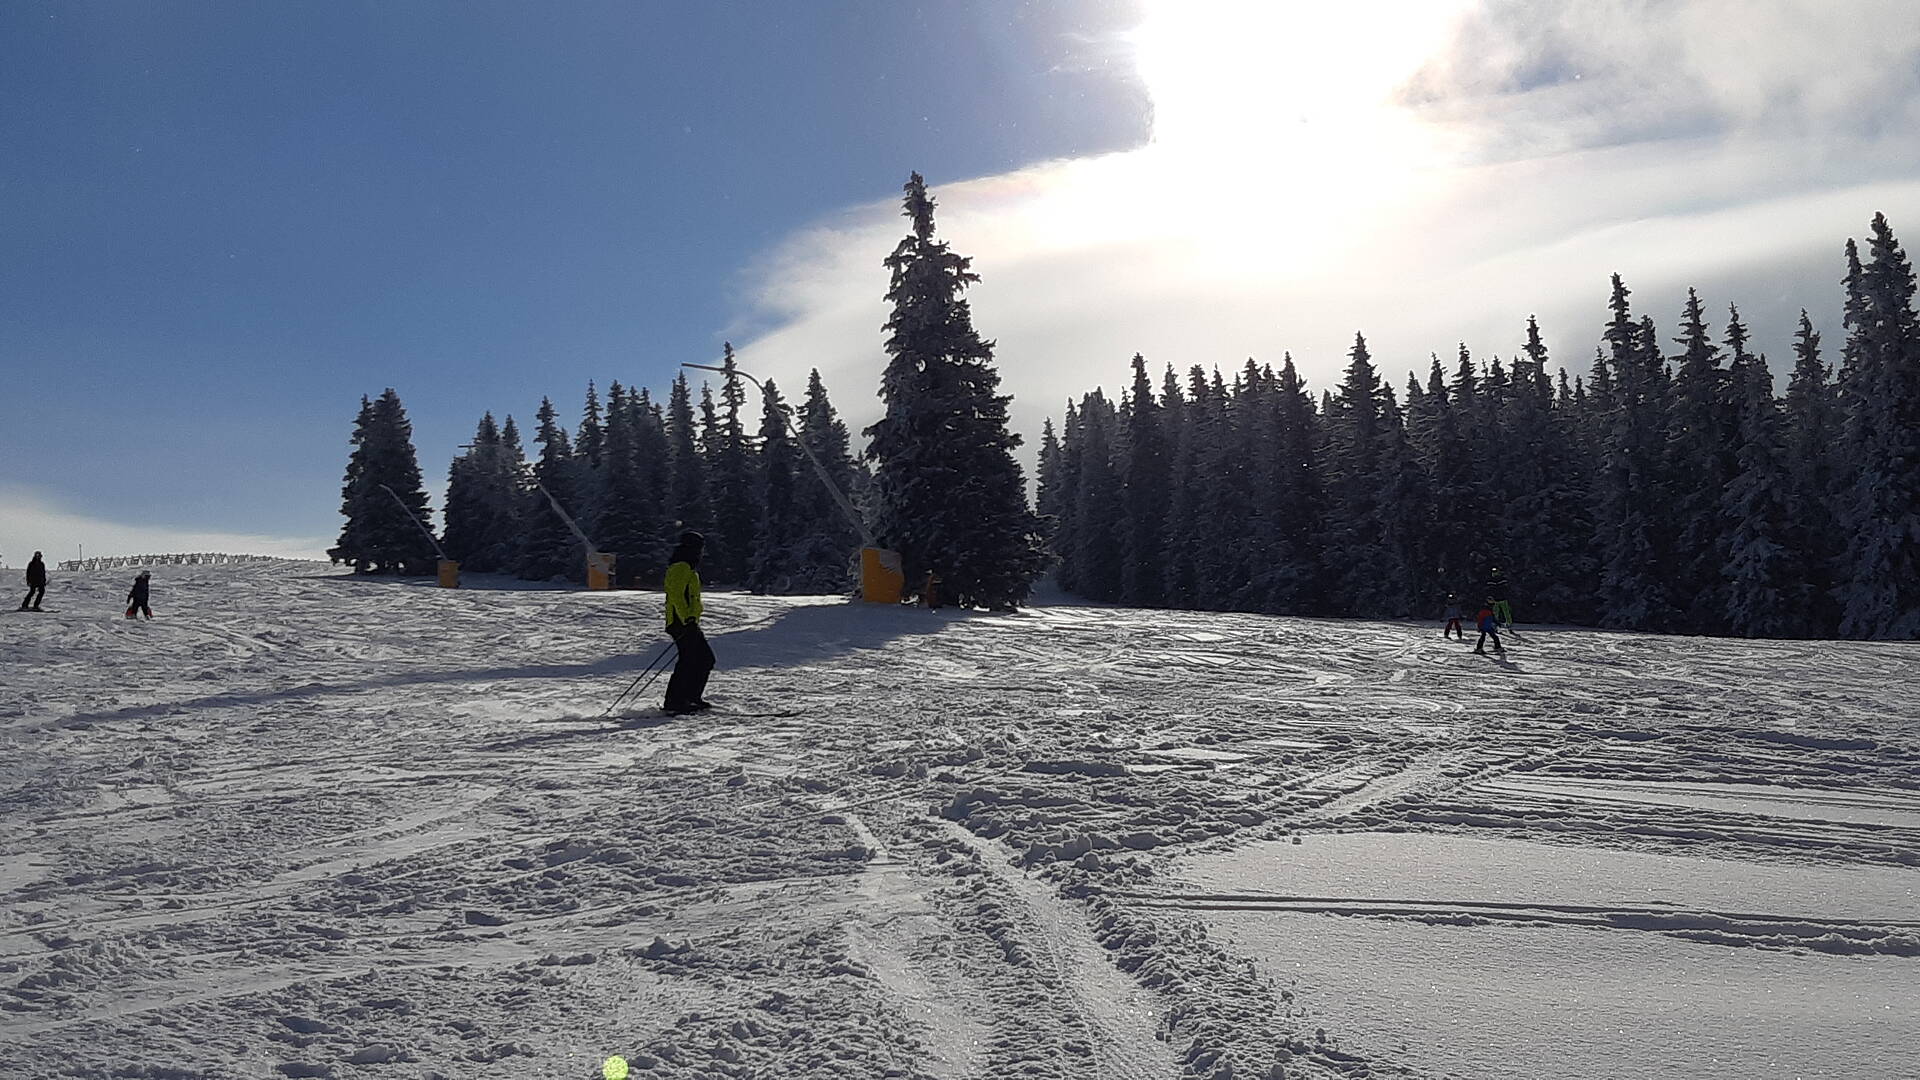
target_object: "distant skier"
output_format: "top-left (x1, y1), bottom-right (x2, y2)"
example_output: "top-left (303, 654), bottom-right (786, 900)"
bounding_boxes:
top-left (126, 571), bottom-right (153, 620)
top-left (921, 570), bottom-right (942, 610)
top-left (1442, 593), bottom-right (1464, 639)
top-left (1474, 601), bottom-right (1505, 657)
top-left (19, 552), bottom-right (46, 611)
top-left (661, 531), bottom-right (714, 715)
top-left (1486, 567), bottom-right (1514, 627)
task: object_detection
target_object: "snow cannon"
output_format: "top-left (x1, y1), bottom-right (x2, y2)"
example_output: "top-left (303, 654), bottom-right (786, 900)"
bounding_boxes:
top-left (587, 550), bottom-right (616, 591)
top-left (861, 547), bottom-right (904, 604)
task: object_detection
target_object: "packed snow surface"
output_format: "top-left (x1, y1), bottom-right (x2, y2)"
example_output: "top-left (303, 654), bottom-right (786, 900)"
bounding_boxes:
top-left (1, 561), bottom-right (1915, 1079)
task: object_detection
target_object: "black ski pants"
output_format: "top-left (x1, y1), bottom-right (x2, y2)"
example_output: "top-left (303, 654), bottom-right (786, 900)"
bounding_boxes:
top-left (20, 585), bottom-right (44, 610)
top-left (664, 620), bottom-right (714, 709)
top-left (1475, 628), bottom-right (1503, 654)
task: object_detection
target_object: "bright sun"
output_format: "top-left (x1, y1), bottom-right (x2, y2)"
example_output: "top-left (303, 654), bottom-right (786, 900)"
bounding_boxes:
top-left (1107, 0), bottom-right (1472, 258)
top-left (1128, 0), bottom-right (1469, 158)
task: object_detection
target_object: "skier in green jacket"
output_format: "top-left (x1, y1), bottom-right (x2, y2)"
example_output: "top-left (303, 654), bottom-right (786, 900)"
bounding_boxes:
top-left (662, 531), bottom-right (714, 714)
top-left (1487, 566), bottom-right (1514, 627)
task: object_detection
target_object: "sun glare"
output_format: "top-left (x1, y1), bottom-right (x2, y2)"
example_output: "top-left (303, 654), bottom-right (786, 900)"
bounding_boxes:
top-left (1112, 0), bottom-right (1472, 266)
top-left (1129, 0), bottom-right (1467, 150)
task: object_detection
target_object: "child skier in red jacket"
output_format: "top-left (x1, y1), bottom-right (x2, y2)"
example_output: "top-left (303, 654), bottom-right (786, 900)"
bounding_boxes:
top-left (1474, 603), bottom-right (1505, 657)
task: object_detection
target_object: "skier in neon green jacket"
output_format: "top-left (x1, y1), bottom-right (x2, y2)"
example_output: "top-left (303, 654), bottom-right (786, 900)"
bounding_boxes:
top-left (662, 531), bottom-right (714, 714)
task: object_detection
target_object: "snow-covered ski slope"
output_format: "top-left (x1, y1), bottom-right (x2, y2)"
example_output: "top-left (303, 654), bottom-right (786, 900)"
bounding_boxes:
top-left (2, 561), bottom-right (1915, 1079)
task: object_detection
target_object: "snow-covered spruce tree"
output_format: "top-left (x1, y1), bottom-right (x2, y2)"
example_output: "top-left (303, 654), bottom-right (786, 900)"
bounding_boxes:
top-left (1836, 215), bottom-right (1920, 638)
top-left (574, 382), bottom-right (608, 539)
top-left (790, 369), bottom-right (863, 593)
top-left (664, 373), bottom-right (710, 538)
top-left (1069, 389), bottom-right (1124, 602)
top-left (704, 344), bottom-right (759, 586)
top-left (1449, 345), bottom-right (1504, 581)
top-left (1161, 369), bottom-right (1210, 607)
top-left (1207, 361), bottom-right (1267, 611)
top-left (1592, 276), bottom-right (1672, 630)
top-left (441, 412), bottom-right (527, 574)
top-left (516, 397), bottom-right (585, 582)
top-left (629, 390), bottom-right (674, 585)
top-left (596, 382), bottom-right (669, 588)
top-left (487, 415), bottom-right (531, 571)
top-left (1036, 417), bottom-right (1063, 540)
top-left (1664, 288), bottom-right (1736, 633)
top-left (1121, 353), bottom-right (1170, 608)
top-left (576, 381), bottom-right (605, 469)
top-left (1782, 310), bottom-right (1842, 634)
top-left (1261, 353), bottom-right (1325, 614)
top-left (1502, 316), bottom-right (1596, 624)
top-left (1240, 362), bottom-right (1292, 612)
top-left (1052, 400), bottom-right (1086, 593)
top-left (1375, 385), bottom-right (1432, 616)
top-left (1417, 352), bottom-right (1481, 601)
top-left (1720, 307), bottom-right (1805, 637)
top-left (747, 378), bottom-right (807, 593)
top-left (330, 389), bottom-right (437, 574)
top-left (1325, 333), bottom-right (1395, 615)
top-left (440, 412), bottom-right (495, 569)
top-left (864, 172), bottom-right (1045, 609)
top-left (1193, 368), bottom-right (1254, 610)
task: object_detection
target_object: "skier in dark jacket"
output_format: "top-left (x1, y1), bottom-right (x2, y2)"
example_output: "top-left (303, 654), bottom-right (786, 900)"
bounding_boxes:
top-left (1474, 601), bottom-right (1505, 657)
top-left (126, 571), bottom-right (152, 620)
top-left (1486, 567), bottom-right (1513, 627)
top-left (19, 552), bottom-right (46, 611)
top-left (661, 531), bottom-right (714, 714)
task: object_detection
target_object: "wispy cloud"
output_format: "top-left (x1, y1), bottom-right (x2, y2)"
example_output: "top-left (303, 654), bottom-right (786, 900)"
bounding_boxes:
top-left (0, 486), bottom-right (329, 566)
top-left (726, 0), bottom-right (1920, 447)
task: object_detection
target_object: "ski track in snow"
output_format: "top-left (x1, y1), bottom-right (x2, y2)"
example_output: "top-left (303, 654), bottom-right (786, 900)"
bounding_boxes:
top-left (0, 562), bottom-right (1916, 1079)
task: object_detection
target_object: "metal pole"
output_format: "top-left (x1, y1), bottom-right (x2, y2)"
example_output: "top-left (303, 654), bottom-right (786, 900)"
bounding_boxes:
top-left (681, 361), bottom-right (872, 547)
top-left (378, 483), bottom-right (449, 560)
top-left (529, 469), bottom-right (596, 555)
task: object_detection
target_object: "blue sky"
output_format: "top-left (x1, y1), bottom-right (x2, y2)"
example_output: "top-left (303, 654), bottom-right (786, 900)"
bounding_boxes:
top-left (4, 1), bottom-right (1919, 561)
top-left (1, 0), bottom-right (1144, 558)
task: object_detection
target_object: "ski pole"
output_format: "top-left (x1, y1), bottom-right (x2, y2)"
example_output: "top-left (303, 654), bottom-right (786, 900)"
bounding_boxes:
top-left (604, 645), bottom-right (671, 716)
top-left (603, 640), bottom-right (677, 716)
top-left (618, 659), bottom-right (676, 715)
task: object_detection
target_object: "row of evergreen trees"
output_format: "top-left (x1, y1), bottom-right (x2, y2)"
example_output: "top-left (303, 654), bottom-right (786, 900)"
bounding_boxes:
top-left (437, 351), bottom-right (866, 590)
top-left (1042, 213), bottom-right (1920, 639)
top-left (332, 173), bottom-right (1049, 606)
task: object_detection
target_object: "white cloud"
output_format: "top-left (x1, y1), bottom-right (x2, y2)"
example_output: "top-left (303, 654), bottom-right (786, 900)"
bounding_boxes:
top-left (721, 0), bottom-right (1920, 454)
top-left (0, 486), bottom-right (330, 567)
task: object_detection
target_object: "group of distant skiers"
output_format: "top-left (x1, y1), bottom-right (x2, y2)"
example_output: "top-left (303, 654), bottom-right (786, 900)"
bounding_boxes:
top-left (1442, 566), bottom-right (1515, 657)
top-left (13, 551), bottom-right (152, 618)
top-left (15, 535), bottom-right (1522, 711)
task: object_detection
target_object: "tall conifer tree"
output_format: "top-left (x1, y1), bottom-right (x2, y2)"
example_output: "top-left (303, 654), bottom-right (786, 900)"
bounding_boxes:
top-left (1721, 307), bottom-right (1803, 636)
top-left (1328, 333), bottom-right (1393, 614)
top-left (1665, 289), bottom-right (1735, 632)
top-left (1593, 276), bottom-right (1671, 628)
top-left (1836, 215), bottom-right (1920, 637)
top-left (748, 379), bottom-right (806, 592)
top-left (1121, 353), bottom-right (1169, 607)
top-left (330, 389), bottom-right (437, 574)
top-left (518, 397), bottom-right (584, 581)
top-left (705, 344), bottom-right (759, 585)
top-left (789, 369), bottom-right (864, 592)
top-left (864, 173), bottom-right (1045, 608)
top-left (1783, 311), bottom-right (1842, 633)
top-left (665, 373), bottom-right (709, 537)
